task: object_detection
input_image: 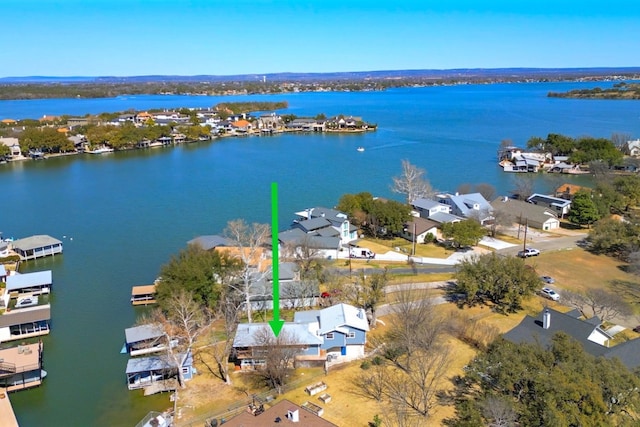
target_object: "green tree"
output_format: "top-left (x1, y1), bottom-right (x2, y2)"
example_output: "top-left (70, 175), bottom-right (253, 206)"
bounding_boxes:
top-left (613, 175), bottom-right (640, 211)
top-left (445, 334), bottom-right (640, 427)
top-left (367, 198), bottom-right (411, 238)
top-left (454, 253), bottom-right (540, 312)
top-left (441, 220), bottom-right (486, 248)
top-left (336, 192), bottom-right (374, 226)
top-left (588, 217), bottom-right (640, 259)
top-left (568, 190), bottom-right (600, 228)
top-left (156, 244), bottom-right (241, 310)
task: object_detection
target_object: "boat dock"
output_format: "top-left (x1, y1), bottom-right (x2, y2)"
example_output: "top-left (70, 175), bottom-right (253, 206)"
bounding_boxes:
top-left (0, 388), bottom-right (19, 427)
top-left (131, 284), bottom-right (157, 306)
top-left (143, 378), bottom-right (178, 396)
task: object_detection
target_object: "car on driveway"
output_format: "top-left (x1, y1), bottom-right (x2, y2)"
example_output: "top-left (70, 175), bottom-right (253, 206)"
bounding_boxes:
top-left (517, 247), bottom-right (540, 258)
top-left (540, 276), bottom-right (555, 284)
top-left (540, 287), bottom-right (560, 301)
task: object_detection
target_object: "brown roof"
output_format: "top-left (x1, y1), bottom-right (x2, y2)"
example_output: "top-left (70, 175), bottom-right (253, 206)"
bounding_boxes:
top-left (555, 183), bottom-right (588, 197)
top-left (222, 399), bottom-right (338, 427)
top-left (406, 216), bottom-right (440, 235)
top-left (131, 284), bottom-right (156, 296)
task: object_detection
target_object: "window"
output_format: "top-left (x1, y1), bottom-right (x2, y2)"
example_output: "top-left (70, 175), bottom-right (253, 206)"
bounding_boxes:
top-left (325, 333), bottom-right (334, 340)
top-left (347, 332), bottom-right (355, 339)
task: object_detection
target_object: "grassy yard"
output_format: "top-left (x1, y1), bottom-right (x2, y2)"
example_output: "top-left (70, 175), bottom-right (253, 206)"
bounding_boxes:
top-left (360, 237), bottom-right (450, 258)
top-left (177, 246), bottom-right (640, 426)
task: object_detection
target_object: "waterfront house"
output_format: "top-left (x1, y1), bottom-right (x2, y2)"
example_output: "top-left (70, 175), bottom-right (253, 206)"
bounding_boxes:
top-left (503, 308), bottom-right (640, 370)
top-left (436, 192), bottom-right (493, 224)
top-left (221, 399), bottom-right (339, 427)
top-left (278, 228), bottom-right (342, 259)
top-left (123, 323), bottom-right (170, 357)
top-left (257, 113), bottom-right (283, 132)
top-left (294, 207), bottom-right (358, 245)
top-left (125, 349), bottom-right (193, 390)
top-left (232, 303), bottom-right (369, 369)
top-left (231, 119), bottom-right (252, 134)
top-left (10, 235), bottom-right (62, 261)
top-left (187, 235), bottom-right (232, 251)
top-left (0, 342), bottom-right (46, 392)
top-left (527, 193), bottom-right (572, 218)
top-left (0, 137), bottom-right (22, 160)
top-left (0, 242), bottom-right (8, 258)
top-left (491, 197), bottom-right (560, 231)
top-left (411, 198), bottom-right (451, 218)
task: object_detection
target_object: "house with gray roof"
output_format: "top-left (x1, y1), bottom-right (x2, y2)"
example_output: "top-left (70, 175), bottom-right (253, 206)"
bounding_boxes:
top-left (293, 206), bottom-right (358, 244)
top-left (436, 193), bottom-right (493, 224)
top-left (527, 193), bottom-right (572, 218)
top-left (411, 198), bottom-right (451, 218)
top-left (5, 270), bottom-right (52, 296)
top-left (187, 235), bottom-right (232, 251)
top-left (491, 197), bottom-right (560, 231)
top-left (503, 308), bottom-right (640, 370)
top-left (427, 211), bottom-right (464, 224)
top-left (232, 303), bottom-right (369, 369)
top-left (399, 216), bottom-right (440, 244)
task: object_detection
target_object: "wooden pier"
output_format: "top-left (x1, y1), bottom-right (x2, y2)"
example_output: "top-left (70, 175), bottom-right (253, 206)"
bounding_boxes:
top-left (0, 388), bottom-right (19, 427)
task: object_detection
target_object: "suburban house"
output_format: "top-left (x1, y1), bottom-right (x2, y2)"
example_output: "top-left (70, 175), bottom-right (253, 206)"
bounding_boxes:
top-left (527, 193), bottom-right (572, 218)
top-left (221, 399), bottom-right (339, 427)
top-left (125, 350), bottom-right (194, 391)
top-left (0, 137), bottom-right (23, 160)
top-left (491, 197), bottom-right (560, 231)
top-left (399, 217), bottom-right (440, 244)
top-left (10, 235), bottom-right (63, 261)
top-left (232, 303), bottom-right (369, 369)
top-left (436, 192), bottom-right (493, 224)
top-left (293, 207), bottom-right (358, 246)
top-left (0, 342), bottom-right (46, 392)
top-left (411, 198), bottom-right (451, 218)
top-left (257, 113), bottom-right (283, 132)
top-left (624, 139), bottom-right (640, 157)
top-left (286, 118), bottom-right (325, 132)
top-left (503, 308), bottom-right (640, 370)
top-left (231, 119), bottom-right (252, 134)
top-left (554, 183), bottom-right (589, 200)
top-left (278, 228), bottom-right (342, 259)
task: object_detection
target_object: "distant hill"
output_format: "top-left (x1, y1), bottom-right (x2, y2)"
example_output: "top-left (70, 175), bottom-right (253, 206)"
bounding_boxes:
top-left (2, 67), bottom-right (640, 84)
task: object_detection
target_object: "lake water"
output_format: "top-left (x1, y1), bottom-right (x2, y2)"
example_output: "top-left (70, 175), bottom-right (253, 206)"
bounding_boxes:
top-left (1, 82), bottom-right (639, 426)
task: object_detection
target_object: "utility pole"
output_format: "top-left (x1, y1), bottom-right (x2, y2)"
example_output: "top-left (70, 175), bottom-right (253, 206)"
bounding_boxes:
top-left (522, 218), bottom-right (528, 252)
top-left (412, 222), bottom-right (417, 256)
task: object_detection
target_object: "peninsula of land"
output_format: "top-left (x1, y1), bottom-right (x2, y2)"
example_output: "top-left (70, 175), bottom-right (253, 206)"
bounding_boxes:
top-left (0, 102), bottom-right (375, 162)
top-left (548, 82), bottom-right (640, 99)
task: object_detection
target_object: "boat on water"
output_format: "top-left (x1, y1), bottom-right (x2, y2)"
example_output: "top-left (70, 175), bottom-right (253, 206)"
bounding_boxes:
top-left (356, 146), bottom-right (365, 152)
top-left (85, 146), bottom-right (115, 154)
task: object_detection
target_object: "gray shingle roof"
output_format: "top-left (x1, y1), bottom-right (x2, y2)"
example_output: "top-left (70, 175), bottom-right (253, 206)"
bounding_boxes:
top-left (187, 235), bottom-right (231, 250)
top-left (12, 235), bottom-right (62, 251)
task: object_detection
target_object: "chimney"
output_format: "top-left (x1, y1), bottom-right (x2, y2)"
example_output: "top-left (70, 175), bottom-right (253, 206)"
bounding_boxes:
top-left (543, 309), bottom-right (551, 329)
top-left (287, 409), bottom-right (300, 422)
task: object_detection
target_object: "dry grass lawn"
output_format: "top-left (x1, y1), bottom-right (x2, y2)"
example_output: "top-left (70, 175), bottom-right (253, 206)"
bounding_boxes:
top-left (176, 247), bottom-right (640, 426)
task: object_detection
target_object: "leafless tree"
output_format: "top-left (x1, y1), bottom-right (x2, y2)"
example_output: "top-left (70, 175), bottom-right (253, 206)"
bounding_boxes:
top-left (511, 176), bottom-right (534, 200)
top-left (475, 183), bottom-right (497, 201)
top-left (561, 288), bottom-right (633, 323)
top-left (456, 183), bottom-right (473, 195)
top-left (358, 291), bottom-right (450, 423)
top-left (391, 159), bottom-right (435, 203)
top-left (224, 219), bottom-right (271, 323)
top-left (487, 206), bottom-right (515, 237)
top-left (283, 235), bottom-right (326, 282)
top-left (251, 326), bottom-right (302, 394)
top-left (352, 363), bottom-right (388, 401)
top-left (481, 396), bottom-right (517, 427)
top-left (612, 132), bottom-right (631, 151)
top-left (281, 279), bottom-right (318, 310)
top-left (143, 289), bottom-right (209, 388)
top-left (208, 289), bottom-right (243, 385)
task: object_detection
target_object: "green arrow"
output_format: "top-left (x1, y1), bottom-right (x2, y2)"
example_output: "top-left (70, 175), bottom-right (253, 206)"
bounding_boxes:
top-left (269, 182), bottom-right (285, 337)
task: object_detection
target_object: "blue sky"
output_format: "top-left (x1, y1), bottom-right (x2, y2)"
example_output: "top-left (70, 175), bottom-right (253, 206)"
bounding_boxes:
top-left (4, 0), bottom-right (640, 77)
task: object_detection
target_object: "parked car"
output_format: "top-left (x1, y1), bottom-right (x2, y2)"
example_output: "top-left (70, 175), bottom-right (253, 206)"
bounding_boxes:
top-left (540, 276), bottom-right (555, 284)
top-left (517, 247), bottom-right (540, 258)
top-left (15, 296), bottom-right (39, 308)
top-left (540, 287), bottom-right (560, 301)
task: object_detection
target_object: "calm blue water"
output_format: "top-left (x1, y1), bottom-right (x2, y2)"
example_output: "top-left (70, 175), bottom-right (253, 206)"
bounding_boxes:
top-left (1, 82), bottom-right (639, 426)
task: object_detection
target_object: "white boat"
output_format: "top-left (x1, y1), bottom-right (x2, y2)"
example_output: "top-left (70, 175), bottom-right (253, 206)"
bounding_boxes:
top-left (356, 146), bottom-right (365, 152)
top-left (86, 146), bottom-right (115, 154)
